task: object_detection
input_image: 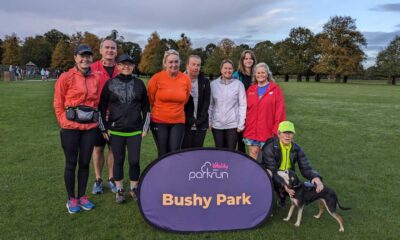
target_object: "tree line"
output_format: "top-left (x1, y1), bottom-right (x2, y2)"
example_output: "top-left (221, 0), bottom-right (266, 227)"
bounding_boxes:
top-left (1, 16), bottom-right (399, 84)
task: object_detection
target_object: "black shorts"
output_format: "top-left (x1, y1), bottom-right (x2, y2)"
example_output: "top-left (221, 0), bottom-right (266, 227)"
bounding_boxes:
top-left (93, 128), bottom-right (108, 147)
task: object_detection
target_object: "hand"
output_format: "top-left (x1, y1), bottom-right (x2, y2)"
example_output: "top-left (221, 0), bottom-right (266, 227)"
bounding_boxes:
top-left (284, 185), bottom-right (295, 197)
top-left (142, 132), bottom-right (147, 137)
top-left (237, 128), bottom-right (243, 133)
top-left (312, 177), bottom-right (324, 193)
top-left (102, 132), bottom-right (109, 141)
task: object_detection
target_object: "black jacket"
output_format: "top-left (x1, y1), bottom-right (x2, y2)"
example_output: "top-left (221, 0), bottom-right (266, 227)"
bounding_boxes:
top-left (184, 74), bottom-right (211, 130)
top-left (98, 74), bottom-right (150, 133)
top-left (259, 136), bottom-right (322, 189)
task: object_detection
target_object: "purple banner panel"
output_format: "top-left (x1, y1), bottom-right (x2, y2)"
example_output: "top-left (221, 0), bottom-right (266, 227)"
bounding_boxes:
top-left (138, 148), bottom-right (273, 232)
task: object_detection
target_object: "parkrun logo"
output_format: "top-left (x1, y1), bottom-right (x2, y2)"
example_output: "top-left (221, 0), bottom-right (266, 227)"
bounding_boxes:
top-left (188, 161), bottom-right (229, 181)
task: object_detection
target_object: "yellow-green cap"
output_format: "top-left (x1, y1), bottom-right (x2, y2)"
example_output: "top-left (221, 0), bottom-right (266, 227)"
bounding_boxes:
top-left (278, 121), bottom-right (296, 133)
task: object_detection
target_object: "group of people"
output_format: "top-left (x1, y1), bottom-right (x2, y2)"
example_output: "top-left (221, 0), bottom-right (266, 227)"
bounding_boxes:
top-left (54, 38), bottom-right (324, 215)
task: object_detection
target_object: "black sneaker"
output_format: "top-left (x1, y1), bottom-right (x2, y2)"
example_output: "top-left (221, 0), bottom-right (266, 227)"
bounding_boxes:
top-left (116, 189), bottom-right (126, 204)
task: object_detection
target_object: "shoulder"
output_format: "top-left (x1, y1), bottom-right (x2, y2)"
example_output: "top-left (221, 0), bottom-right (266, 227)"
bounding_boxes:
top-left (232, 71), bottom-right (241, 79)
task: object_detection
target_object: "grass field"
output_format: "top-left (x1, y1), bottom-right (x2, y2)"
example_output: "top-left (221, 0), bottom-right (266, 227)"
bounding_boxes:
top-left (0, 80), bottom-right (399, 239)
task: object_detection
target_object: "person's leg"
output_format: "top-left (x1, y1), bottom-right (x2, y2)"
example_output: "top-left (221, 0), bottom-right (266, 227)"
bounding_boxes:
top-left (77, 129), bottom-right (97, 198)
top-left (212, 128), bottom-right (225, 148)
top-left (92, 129), bottom-right (105, 182)
top-left (106, 145), bottom-right (114, 181)
top-left (237, 132), bottom-right (246, 153)
top-left (60, 129), bottom-right (80, 199)
top-left (109, 135), bottom-right (126, 189)
top-left (181, 129), bottom-right (194, 149)
top-left (248, 145), bottom-right (261, 159)
top-left (192, 129), bottom-right (207, 148)
top-left (151, 122), bottom-right (170, 157)
top-left (168, 124), bottom-right (185, 153)
top-left (225, 128), bottom-right (238, 150)
top-left (127, 135), bottom-right (142, 200)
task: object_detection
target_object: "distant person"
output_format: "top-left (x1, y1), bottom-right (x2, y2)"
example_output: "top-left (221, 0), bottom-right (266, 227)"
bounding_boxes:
top-left (148, 49), bottom-right (191, 157)
top-left (243, 63), bottom-right (286, 159)
top-left (91, 38), bottom-right (119, 195)
top-left (53, 45), bottom-right (100, 214)
top-left (233, 50), bottom-right (257, 153)
top-left (259, 121), bottom-right (324, 207)
top-left (209, 59), bottom-right (246, 150)
top-left (41, 68), bottom-right (46, 81)
top-left (45, 69), bottom-right (50, 80)
top-left (98, 54), bottom-right (150, 203)
top-left (182, 55), bottom-right (211, 148)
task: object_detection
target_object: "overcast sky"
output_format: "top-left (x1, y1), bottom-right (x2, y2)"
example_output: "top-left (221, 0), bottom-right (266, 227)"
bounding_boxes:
top-left (2, 0), bottom-right (400, 66)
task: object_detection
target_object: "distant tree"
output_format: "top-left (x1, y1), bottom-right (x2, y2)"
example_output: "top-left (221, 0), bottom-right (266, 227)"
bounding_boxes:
top-left (0, 38), bottom-right (3, 64)
top-left (218, 38), bottom-right (236, 58)
top-left (204, 47), bottom-right (225, 78)
top-left (190, 47), bottom-right (207, 66)
top-left (2, 33), bottom-right (20, 66)
top-left (253, 40), bottom-right (277, 73)
top-left (176, 33), bottom-right (192, 70)
top-left (20, 36), bottom-right (52, 67)
top-left (273, 40), bottom-right (291, 81)
top-left (205, 43), bottom-right (217, 57)
top-left (69, 32), bottom-right (83, 50)
top-left (120, 41), bottom-right (142, 65)
top-left (139, 31), bottom-right (165, 75)
top-left (80, 32), bottom-right (101, 61)
top-left (51, 40), bottom-right (74, 71)
top-left (44, 29), bottom-right (69, 50)
top-left (313, 16), bottom-right (367, 83)
top-left (376, 35), bottom-right (400, 85)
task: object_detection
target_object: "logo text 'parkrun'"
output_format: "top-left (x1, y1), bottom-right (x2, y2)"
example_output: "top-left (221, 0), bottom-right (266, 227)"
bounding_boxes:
top-left (189, 162), bottom-right (229, 181)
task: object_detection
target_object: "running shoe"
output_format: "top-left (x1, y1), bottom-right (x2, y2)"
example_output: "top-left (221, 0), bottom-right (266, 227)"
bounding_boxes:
top-left (66, 198), bottom-right (80, 214)
top-left (108, 178), bottom-right (118, 193)
top-left (92, 178), bottom-right (103, 194)
top-left (79, 196), bottom-right (95, 210)
top-left (130, 188), bottom-right (138, 201)
top-left (116, 189), bottom-right (126, 204)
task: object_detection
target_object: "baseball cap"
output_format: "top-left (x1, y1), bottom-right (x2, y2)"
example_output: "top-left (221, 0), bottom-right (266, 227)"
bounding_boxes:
top-left (117, 54), bottom-right (135, 64)
top-left (75, 44), bottom-right (93, 55)
top-left (278, 121), bottom-right (296, 133)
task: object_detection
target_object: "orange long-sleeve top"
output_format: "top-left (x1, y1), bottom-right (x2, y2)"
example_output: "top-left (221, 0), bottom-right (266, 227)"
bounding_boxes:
top-left (148, 70), bottom-right (191, 124)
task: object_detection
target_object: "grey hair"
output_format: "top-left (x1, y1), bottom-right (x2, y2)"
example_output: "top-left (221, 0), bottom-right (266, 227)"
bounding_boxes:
top-left (163, 49), bottom-right (180, 65)
top-left (186, 55), bottom-right (202, 65)
top-left (252, 62), bottom-right (275, 83)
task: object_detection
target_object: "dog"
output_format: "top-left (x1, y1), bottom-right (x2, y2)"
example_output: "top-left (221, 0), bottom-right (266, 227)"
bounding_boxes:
top-left (277, 170), bottom-right (351, 232)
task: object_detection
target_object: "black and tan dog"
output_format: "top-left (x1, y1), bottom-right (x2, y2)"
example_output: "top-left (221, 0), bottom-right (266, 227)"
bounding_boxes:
top-left (277, 170), bottom-right (351, 232)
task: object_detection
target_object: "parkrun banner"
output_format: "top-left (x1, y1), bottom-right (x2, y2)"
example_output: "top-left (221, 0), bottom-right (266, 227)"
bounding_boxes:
top-left (138, 148), bottom-right (273, 232)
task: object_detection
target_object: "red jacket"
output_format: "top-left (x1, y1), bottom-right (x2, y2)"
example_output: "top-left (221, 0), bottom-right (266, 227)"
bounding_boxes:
top-left (53, 67), bottom-right (101, 130)
top-left (91, 60), bottom-right (118, 98)
top-left (243, 82), bottom-right (286, 142)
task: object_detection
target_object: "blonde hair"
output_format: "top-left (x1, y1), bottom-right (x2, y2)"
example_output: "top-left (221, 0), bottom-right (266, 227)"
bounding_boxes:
top-left (163, 49), bottom-right (180, 65)
top-left (252, 62), bottom-right (275, 84)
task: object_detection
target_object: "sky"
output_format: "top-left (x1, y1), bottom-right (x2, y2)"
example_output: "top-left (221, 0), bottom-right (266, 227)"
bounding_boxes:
top-left (1, 0), bottom-right (400, 67)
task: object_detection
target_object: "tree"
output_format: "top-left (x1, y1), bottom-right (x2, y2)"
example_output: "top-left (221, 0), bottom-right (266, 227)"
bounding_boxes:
top-left (51, 40), bottom-right (74, 71)
top-left (44, 29), bottom-right (69, 50)
top-left (0, 38), bottom-right (3, 64)
top-left (218, 38), bottom-right (236, 59)
top-left (254, 40), bottom-right (278, 74)
top-left (273, 40), bottom-right (291, 81)
top-left (313, 16), bottom-right (367, 83)
top-left (139, 32), bottom-right (165, 75)
top-left (376, 35), bottom-right (400, 85)
top-left (20, 35), bottom-right (52, 67)
top-left (176, 33), bottom-right (192, 70)
top-left (2, 33), bottom-right (20, 66)
top-left (204, 47), bottom-right (225, 78)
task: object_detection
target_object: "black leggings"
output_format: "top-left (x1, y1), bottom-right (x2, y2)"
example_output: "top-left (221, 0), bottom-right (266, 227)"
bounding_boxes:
top-left (151, 122), bottom-right (185, 157)
top-left (237, 132), bottom-right (246, 153)
top-left (110, 134), bottom-right (142, 181)
top-left (60, 128), bottom-right (97, 199)
top-left (211, 128), bottom-right (238, 150)
top-left (182, 129), bottom-right (207, 149)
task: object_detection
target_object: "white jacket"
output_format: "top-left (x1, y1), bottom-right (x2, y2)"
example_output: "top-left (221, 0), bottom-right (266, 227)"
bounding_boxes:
top-left (209, 77), bottom-right (247, 130)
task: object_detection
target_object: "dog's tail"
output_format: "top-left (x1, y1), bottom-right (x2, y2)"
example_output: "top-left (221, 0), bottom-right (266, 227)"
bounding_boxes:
top-left (337, 199), bottom-right (351, 210)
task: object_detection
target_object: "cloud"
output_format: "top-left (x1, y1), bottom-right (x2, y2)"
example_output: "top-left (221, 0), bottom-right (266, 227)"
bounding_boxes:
top-left (370, 3), bottom-right (400, 12)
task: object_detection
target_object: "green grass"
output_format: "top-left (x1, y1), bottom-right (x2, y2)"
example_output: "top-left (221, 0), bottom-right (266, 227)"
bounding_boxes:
top-left (0, 80), bottom-right (399, 239)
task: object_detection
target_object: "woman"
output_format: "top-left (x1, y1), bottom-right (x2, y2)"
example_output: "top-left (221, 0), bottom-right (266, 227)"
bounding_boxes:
top-left (53, 45), bottom-right (100, 214)
top-left (98, 54), bottom-right (150, 203)
top-left (148, 49), bottom-right (191, 157)
top-left (209, 59), bottom-right (246, 150)
top-left (233, 50), bottom-right (257, 153)
top-left (243, 63), bottom-right (286, 159)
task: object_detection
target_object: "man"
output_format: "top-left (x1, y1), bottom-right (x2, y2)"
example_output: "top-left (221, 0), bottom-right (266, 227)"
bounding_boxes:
top-left (182, 55), bottom-right (211, 148)
top-left (91, 38), bottom-right (119, 194)
top-left (259, 121), bottom-right (324, 207)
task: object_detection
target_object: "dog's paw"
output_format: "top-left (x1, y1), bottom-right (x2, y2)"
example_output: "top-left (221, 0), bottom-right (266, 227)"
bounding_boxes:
top-left (339, 228), bottom-right (344, 232)
top-left (313, 215), bottom-right (321, 219)
top-left (294, 223), bottom-right (300, 227)
top-left (283, 217), bottom-right (290, 222)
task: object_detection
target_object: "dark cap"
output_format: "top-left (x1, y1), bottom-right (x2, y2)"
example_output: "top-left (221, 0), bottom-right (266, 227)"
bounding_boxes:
top-left (75, 44), bottom-right (93, 55)
top-left (117, 54), bottom-right (135, 64)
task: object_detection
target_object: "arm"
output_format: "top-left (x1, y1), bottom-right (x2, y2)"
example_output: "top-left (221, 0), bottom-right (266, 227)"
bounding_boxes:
top-left (237, 82), bottom-right (247, 131)
top-left (147, 75), bottom-right (157, 109)
top-left (273, 86), bottom-right (286, 135)
top-left (296, 146), bottom-right (322, 181)
top-left (140, 80), bottom-right (151, 137)
top-left (98, 82), bottom-right (110, 133)
top-left (53, 73), bottom-right (67, 126)
top-left (208, 83), bottom-right (214, 129)
top-left (195, 78), bottom-right (211, 127)
top-left (184, 95), bottom-right (195, 127)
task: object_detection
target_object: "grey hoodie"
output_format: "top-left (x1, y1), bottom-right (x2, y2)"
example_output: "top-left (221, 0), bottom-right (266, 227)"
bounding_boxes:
top-left (209, 77), bottom-right (247, 130)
